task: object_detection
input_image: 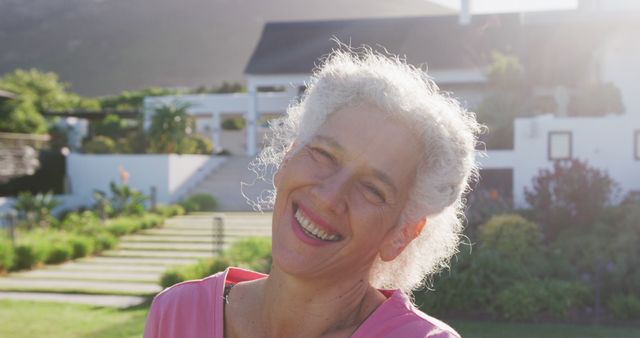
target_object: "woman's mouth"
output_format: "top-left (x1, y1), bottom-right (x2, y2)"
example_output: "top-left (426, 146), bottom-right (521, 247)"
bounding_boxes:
top-left (294, 206), bottom-right (342, 242)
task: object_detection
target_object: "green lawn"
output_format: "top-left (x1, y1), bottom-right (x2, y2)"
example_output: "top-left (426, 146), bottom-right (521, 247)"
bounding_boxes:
top-left (452, 319), bottom-right (640, 338)
top-left (1, 300), bottom-right (639, 338)
top-left (0, 300), bottom-right (149, 338)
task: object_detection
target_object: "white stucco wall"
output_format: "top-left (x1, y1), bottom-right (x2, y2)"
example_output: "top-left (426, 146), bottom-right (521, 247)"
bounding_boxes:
top-left (480, 114), bottom-right (640, 207)
top-left (67, 154), bottom-right (226, 207)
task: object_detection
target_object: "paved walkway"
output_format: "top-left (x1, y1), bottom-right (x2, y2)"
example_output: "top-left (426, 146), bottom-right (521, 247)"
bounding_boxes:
top-left (0, 212), bottom-right (272, 308)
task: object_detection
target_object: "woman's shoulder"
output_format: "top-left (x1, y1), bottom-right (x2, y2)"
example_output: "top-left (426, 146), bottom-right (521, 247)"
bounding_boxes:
top-left (354, 290), bottom-right (461, 338)
top-left (152, 271), bottom-right (225, 308)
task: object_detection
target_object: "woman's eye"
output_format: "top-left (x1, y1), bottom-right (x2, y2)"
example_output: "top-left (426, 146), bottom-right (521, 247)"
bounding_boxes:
top-left (362, 183), bottom-right (386, 203)
top-left (309, 147), bottom-right (334, 162)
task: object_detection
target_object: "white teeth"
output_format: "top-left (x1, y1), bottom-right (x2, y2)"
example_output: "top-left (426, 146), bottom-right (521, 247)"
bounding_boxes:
top-left (295, 208), bottom-right (340, 241)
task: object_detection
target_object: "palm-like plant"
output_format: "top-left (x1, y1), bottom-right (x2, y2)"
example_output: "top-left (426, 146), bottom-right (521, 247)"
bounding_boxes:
top-left (147, 103), bottom-right (195, 154)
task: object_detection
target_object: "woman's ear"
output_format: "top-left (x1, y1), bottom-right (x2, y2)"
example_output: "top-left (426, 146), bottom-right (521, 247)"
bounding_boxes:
top-left (379, 217), bottom-right (426, 262)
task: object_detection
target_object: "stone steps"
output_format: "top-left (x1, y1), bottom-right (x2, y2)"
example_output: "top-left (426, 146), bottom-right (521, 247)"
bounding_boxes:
top-left (0, 212), bottom-right (273, 307)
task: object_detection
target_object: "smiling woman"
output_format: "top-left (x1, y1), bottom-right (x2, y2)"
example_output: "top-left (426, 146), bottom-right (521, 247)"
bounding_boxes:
top-left (144, 47), bottom-right (481, 338)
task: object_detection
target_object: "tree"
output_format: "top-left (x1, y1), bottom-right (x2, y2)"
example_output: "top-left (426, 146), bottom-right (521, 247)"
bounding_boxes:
top-left (568, 82), bottom-right (624, 116)
top-left (0, 68), bottom-right (98, 134)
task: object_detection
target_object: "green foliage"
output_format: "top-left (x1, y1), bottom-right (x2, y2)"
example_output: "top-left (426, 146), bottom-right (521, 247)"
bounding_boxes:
top-left (225, 237), bottom-right (272, 272)
top-left (186, 134), bottom-right (213, 154)
top-left (13, 191), bottom-right (59, 229)
top-left (12, 237), bottom-right (50, 270)
top-left (101, 182), bottom-right (148, 217)
top-left (495, 280), bottom-right (589, 320)
top-left (46, 242), bottom-right (73, 264)
top-left (607, 294), bottom-right (640, 320)
top-left (159, 237), bottom-right (271, 288)
top-left (147, 104), bottom-right (196, 154)
top-left (0, 238), bottom-right (14, 273)
top-left (180, 194), bottom-right (217, 213)
top-left (154, 204), bottom-right (186, 218)
top-left (94, 114), bottom-right (130, 139)
top-left (100, 87), bottom-right (181, 110)
top-left (479, 214), bottom-right (541, 261)
top-left (568, 82), bottom-right (624, 116)
top-left (83, 135), bottom-right (117, 154)
top-left (69, 236), bottom-right (95, 259)
top-left (0, 68), bottom-right (98, 134)
top-left (189, 82), bottom-right (244, 94)
top-left (476, 51), bottom-right (529, 150)
top-left (525, 159), bottom-right (618, 240)
top-left (221, 117), bottom-right (246, 130)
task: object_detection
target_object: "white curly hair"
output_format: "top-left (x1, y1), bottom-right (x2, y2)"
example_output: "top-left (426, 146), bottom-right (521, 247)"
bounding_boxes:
top-left (250, 46), bottom-right (481, 294)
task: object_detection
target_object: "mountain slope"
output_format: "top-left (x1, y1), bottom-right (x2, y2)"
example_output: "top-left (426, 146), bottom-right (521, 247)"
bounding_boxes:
top-left (0, 0), bottom-right (452, 96)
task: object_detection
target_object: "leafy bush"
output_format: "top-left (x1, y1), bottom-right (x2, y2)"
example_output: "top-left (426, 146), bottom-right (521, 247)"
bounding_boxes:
top-left (159, 237), bottom-right (271, 288)
top-left (69, 236), bottom-right (95, 259)
top-left (160, 257), bottom-right (233, 289)
top-left (221, 117), bottom-right (245, 130)
top-left (180, 194), bottom-right (217, 213)
top-left (104, 182), bottom-right (148, 216)
top-left (105, 217), bottom-right (139, 236)
top-left (525, 159), bottom-right (618, 240)
top-left (46, 242), bottom-right (73, 264)
top-left (12, 240), bottom-right (50, 270)
top-left (147, 104), bottom-right (196, 154)
top-left (607, 294), bottom-right (640, 320)
top-left (495, 280), bottom-right (589, 320)
top-left (479, 214), bottom-right (541, 261)
top-left (83, 136), bottom-right (117, 154)
top-left (13, 191), bottom-right (59, 229)
top-left (155, 204), bottom-right (185, 218)
top-left (0, 238), bottom-right (14, 273)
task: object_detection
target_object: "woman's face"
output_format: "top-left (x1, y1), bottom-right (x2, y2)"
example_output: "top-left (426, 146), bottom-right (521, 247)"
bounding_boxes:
top-left (271, 103), bottom-right (422, 281)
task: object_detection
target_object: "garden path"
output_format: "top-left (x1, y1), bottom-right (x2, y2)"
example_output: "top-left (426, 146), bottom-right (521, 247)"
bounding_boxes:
top-left (0, 212), bottom-right (272, 308)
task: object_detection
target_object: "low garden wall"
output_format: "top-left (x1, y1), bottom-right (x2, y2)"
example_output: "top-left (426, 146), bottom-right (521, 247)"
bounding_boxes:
top-left (67, 153), bottom-right (226, 207)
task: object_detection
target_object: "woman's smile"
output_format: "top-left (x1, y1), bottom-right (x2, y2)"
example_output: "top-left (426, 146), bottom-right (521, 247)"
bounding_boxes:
top-left (293, 203), bottom-right (343, 243)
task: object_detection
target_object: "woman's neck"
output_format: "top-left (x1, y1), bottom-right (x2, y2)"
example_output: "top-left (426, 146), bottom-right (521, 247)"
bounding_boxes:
top-left (228, 266), bottom-right (386, 338)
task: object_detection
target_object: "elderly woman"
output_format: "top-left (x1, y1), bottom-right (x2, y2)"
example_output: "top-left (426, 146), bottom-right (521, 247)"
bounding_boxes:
top-left (144, 48), bottom-right (480, 338)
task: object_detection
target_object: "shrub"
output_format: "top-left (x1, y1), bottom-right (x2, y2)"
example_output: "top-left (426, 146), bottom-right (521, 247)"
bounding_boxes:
top-left (83, 136), bottom-right (117, 154)
top-left (479, 214), bottom-right (541, 261)
top-left (495, 280), bottom-right (589, 320)
top-left (59, 210), bottom-right (101, 231)
top-left (159, 237), bottom-right (271, 289)
top-left (13, 191), bottom-right (59, 229)
top-left (524, 159), bottom-right (618, 240)
top-left (46, 242), bottom-right (73, 264)
top-left (225, 237), bottom-right (272, 272)
top-left (12, 240), bottom-right (50, 270)
top-left (69, 236), bottom-right (94, 258)
top-left (608, 294), bottom-right (640, 320)
top-left (180, 194), bottom-right (217, 213)
top-left (105, 217), bottom-right (139, 236)
top-left (161, 257), bottom-right (232, 289)
top-left (221, 117), bottom-right (245, 130)
top-left (0, 238), bottom-right (14, 273)
top-left (155, 204), bottom-right (185, 218)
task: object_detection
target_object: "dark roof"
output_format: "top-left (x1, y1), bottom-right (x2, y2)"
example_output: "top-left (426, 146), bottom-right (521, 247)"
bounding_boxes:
top-left (245, 11), bottom-right (640, 86)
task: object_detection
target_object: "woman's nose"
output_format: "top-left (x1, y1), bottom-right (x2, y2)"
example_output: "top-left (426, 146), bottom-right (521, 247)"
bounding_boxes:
top-left (310, 170), bottom-right (349, 214)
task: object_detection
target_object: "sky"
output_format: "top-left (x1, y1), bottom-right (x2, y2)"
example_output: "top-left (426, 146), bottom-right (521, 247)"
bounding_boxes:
top-left (430, 0), bottom-right (579, 13)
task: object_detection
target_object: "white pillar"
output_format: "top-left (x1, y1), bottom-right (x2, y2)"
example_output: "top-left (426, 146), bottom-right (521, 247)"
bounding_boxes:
top-left (247, 86), bottom-right (258, 156)
top-left (211, 111), bottom-right (221, 153)
top-left (143, 97), bottom-right (154, 131)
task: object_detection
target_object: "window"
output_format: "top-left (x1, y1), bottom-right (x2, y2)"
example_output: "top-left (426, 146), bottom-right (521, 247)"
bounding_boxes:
top-left (548, 131), bottom-right (572, 160)
top-left (635, 130), bottom-right (640, 160)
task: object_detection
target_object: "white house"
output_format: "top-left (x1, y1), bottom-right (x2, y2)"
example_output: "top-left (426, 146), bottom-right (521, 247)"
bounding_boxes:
top-left (144, 2), bottom-right (639, 208)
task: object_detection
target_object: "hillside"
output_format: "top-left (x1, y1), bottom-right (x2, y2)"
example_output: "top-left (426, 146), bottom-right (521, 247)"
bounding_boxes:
top-left (0, 0), bottom-right (452, 96)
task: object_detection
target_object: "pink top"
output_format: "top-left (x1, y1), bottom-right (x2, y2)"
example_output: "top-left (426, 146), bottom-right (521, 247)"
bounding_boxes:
top-left (144, 267), bottom-right (460, 338)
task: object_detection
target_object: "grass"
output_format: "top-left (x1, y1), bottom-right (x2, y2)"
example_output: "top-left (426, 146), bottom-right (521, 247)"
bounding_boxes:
top-left (0, 300), bottom-right (149, 338)
top-left (2, 299), bottom-right (640, 338)
top-left (451, 319), bottom-right (640, 338)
